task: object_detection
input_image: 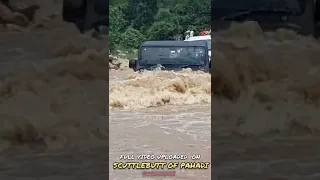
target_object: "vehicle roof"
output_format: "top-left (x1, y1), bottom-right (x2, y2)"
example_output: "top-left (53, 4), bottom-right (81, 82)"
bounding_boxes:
top-left (141, 40), bottom-right (208, 47)
top-left (185, 35), bottom-right (211, 41)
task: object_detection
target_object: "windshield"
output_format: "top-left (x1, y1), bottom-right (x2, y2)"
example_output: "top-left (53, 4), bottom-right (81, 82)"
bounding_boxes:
top-left (140, 46), bottom-right (207, 66)
top-left (211, 0), bottom-right (302, 13)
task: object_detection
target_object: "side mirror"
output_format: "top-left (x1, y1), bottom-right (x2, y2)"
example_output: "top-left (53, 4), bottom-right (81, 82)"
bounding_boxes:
top-left (129, 59), bottom-right (137, 69)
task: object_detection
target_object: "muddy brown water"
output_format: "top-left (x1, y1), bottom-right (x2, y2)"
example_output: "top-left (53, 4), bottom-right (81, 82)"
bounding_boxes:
top-left (0, 18), bottom-right (211, 179)
top-left (210, 22), bottom-right (320, 179)
top-left (0, 18), bottom-right (109, 180)
top-left (109, 69), bottom-right (211, 179)
top-left (1, 17), bottom-right (320, 180)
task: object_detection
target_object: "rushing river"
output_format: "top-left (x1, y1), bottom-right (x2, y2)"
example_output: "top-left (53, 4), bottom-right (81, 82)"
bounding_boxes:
top-left (109, 69), bottom-right (211, 179)
top-left (1, 10), bottom-right (320, 179)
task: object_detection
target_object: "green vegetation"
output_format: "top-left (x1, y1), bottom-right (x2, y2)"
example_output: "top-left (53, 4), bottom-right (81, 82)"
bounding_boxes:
top-left (109, 0), bottom-right (211, 55)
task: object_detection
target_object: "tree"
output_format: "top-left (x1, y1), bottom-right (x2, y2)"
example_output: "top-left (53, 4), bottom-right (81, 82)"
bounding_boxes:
top-left (109, 0), bottom-right (210, 51)
top-left (109, 4), bottom-right (128, 50)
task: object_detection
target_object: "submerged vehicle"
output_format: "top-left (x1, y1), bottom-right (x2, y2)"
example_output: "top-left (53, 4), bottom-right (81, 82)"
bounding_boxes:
top-left (211, 0), bottom-right (318, 35)
top-left (129, 41), bottom-right (211, 73)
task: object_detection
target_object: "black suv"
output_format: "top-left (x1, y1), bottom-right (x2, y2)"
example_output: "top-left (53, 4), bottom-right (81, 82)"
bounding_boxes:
top-left (129, 41), bottom-right (211, 73)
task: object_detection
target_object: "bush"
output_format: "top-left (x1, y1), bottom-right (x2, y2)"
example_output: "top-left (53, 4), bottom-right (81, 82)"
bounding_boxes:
top-left (121, 27), bottom-right (146, 49)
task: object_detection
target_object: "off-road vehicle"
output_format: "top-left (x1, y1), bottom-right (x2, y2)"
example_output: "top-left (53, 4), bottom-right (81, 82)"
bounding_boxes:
top-left (129, 41), bottom-right (211, 73)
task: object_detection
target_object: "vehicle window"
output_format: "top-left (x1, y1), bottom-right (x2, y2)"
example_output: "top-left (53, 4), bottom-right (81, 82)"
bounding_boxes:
top-left (140, 46), bottom-right (207, 66)
top-left (206, 40), bottom-right (211, 50)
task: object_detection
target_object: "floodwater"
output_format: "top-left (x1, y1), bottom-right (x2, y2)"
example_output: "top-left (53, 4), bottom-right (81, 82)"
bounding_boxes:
top-left (0, 15), bottom-right (110, 179)
top-left (211, 22), bottom-right (320, 179)
top-left (0, 9), bottom-right (211, 180)
top-left (1, 6), bottom-right (320, 179)
top-left (109, 69), bottom-right (211, 179)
